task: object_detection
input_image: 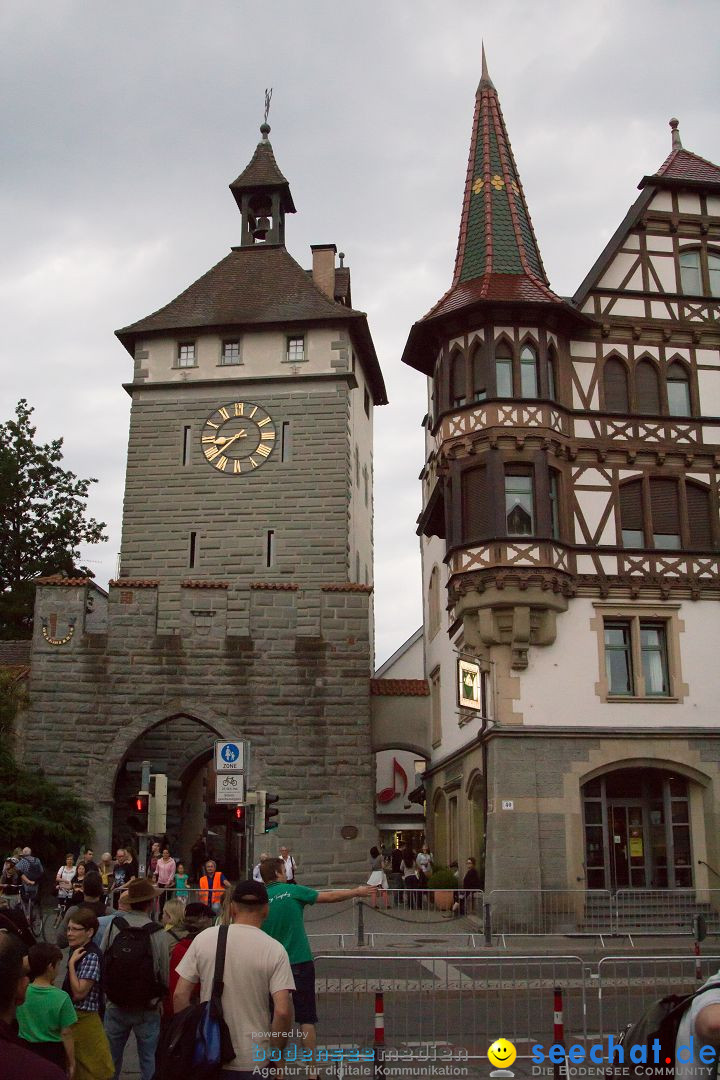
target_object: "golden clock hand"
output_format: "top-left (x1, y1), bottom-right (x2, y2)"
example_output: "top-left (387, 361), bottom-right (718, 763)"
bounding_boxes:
top-left (215, 429), bottom-right (247, 450)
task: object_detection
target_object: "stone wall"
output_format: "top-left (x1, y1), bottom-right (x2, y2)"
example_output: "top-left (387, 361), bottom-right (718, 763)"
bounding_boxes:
top-left (18, 578), bottom-right (377, 887)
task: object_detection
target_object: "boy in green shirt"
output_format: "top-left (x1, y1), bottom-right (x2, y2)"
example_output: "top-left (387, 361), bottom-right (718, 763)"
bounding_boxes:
top-left (260, 856), bottom-right (374, 1079)
top-left (17, 943), bottom-right (76, 1075)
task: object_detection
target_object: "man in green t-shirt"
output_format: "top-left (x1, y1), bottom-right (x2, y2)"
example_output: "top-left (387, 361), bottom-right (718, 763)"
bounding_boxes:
top-left (16, 943), bottom-right (76, 1075)
top-left (260, 857), bottom-right (374, 1077)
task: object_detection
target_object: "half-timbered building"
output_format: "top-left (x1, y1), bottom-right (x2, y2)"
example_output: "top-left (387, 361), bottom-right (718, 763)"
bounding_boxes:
top-left (403, 52), bottom-right (720, 901)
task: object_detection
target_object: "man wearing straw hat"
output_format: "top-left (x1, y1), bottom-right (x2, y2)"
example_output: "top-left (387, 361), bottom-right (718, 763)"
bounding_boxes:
top-left (100, 877), bottom-right (171, 1080)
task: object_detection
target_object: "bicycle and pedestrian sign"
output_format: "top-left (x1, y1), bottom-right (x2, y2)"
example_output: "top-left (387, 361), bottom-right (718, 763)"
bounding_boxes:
top-left (215, 772), bottom-right (246, 804)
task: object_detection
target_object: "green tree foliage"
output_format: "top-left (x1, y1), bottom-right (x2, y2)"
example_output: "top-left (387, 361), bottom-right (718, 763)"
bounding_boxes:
top-left (0, 675), bottom-right (91, 864)
top-left (0, 400), bottom-right (107, 638)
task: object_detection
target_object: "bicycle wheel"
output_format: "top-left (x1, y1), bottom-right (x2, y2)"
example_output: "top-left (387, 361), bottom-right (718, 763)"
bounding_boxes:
top-left (30, 903), bottom-right (44, 940)
top-left (43, 910), bottom-right (59, 943)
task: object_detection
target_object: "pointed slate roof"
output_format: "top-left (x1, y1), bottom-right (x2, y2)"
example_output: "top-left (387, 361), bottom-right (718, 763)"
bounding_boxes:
top-left (229, 124), bottom-right (296, 213)
top-left (402, 51), bottom-right (585, 374)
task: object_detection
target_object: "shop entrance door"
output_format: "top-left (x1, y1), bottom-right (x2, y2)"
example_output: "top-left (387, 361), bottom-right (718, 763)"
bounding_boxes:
top-left (609, 803), bottom-right (648, 889)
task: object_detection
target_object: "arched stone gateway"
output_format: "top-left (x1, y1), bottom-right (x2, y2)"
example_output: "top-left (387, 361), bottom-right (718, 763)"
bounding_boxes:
top-left (111, 712), bottom-right (232, 871)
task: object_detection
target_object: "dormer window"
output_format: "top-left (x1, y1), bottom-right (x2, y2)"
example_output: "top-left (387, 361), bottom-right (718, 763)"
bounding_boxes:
top-left (287, 335), bottom-right (305, 363)
top-left (177, 342), bottom-right (196, 368)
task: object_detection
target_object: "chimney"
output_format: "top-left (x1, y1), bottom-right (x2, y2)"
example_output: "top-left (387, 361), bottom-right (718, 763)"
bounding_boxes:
top-left (311, 244), bottom-right (337, 300)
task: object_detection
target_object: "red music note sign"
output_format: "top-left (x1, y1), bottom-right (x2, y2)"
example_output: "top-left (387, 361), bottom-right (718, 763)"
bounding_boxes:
top-left (377, 756), bottom-right (408, 804)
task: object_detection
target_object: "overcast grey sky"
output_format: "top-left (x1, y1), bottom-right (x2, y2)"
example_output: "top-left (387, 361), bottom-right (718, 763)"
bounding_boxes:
top-left (2, 0), bottom-right (719, 665)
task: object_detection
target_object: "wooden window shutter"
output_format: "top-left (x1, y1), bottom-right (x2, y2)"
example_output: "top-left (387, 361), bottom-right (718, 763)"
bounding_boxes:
top-left (649, 478), bottom-right (680, 535)
top-left (472, 345), bottom-right (486, 396)
top-left (604, 359), bottom-right (629, 412)
top-left (461, 466), bottom-right (489, 542)
top-left (451, 352), bottom-right (466, 404)
top-left (635, 360), bottom-right (661, 414)
top-left (619, 480), bottom-right (643, 532)
top-left (686, 482), bottom-right (713, 548)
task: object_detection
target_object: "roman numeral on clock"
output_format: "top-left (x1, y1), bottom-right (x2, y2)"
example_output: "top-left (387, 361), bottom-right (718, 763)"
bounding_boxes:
top-left (256, 444), bottom-right (271, 458)
top-left (218, 407), bottom-right (230, 421)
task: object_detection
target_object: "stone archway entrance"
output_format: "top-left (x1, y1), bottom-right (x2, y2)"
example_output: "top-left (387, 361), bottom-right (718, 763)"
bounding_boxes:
top-left (582, 767), bottom-right (693, 889)
top-left (111, 713), bottom-right (233, 875)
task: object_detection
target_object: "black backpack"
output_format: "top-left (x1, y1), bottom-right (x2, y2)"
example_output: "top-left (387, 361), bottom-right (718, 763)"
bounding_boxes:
top-left (103, 917), bottom-right (164, 1008)
top-left (606, 981), bottom-right (720, 1079)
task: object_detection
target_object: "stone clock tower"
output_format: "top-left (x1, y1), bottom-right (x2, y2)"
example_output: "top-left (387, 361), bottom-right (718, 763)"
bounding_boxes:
top-left (20, 122), bottom-right (387, 884)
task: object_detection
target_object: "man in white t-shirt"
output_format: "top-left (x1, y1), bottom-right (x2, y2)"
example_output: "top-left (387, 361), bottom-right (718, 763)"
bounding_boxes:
top-left (675, 975), bottom-right (720, 1080)
top-left (174, 880), bottom-right (295, 1078)
top-left (280, 846), bottom-right (297, 884)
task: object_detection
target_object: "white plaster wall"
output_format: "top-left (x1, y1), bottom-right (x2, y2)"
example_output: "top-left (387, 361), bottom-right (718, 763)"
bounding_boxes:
top-left (598, 251), bottom-right (637, 289)
top-left (348, 351), bottom-right (374, 588)
top-left (142, 327), bottom-right (341, 383)
top-left (517, 598), bottom-right (720, 728)
top-left (649, 192), bottom-right (673, 212)
top-left (678, 194), bottom-right (702, 215)
top-left (697, 368), bottom-right (720, 415)
top-left (648, 254), bottom-right (677, 292)
top-left (376, 630), bottom-right (425, 679)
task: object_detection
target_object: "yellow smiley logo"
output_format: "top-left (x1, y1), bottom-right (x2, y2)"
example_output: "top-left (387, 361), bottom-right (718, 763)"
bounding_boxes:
top-left (488, 1039), bottom-right (517, 1069)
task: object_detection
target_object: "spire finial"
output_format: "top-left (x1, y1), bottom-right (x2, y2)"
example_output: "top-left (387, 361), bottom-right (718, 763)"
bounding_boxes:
top-left (669, 117), bottom-right (682, 151)
top-left (477, 42), bottom-right (495, 94)
top-left (260, 88), bottom-right (273, 141)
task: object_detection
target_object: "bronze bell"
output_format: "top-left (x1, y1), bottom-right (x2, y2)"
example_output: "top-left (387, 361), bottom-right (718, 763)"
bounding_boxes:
top-left (252, 215), bottom-right (271, 241)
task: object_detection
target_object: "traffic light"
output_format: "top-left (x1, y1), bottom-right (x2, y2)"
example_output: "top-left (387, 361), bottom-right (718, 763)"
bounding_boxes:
top-left (232, 805), bottom-right (246, 834)
top-left (127, 793), bottom-right (149, 832)
top-left (264, 792), bottom-right (280, 833)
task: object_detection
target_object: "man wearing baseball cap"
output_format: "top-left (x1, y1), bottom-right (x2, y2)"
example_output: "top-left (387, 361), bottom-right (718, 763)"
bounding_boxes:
top-left (174, 880), bottom-right (294, 1078)
top-left (100, 877), bottom-right (171, 1080)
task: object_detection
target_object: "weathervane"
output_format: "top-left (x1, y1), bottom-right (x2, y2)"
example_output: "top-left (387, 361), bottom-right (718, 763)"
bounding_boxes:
top-left (264, 88), bottom-right (272, 125)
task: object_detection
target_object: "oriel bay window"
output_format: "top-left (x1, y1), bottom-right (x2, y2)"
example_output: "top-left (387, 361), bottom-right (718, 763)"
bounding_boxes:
top-left (457, 458), bottom-right (563, 545)
top-left (619, 476), bottom-right (715, 550)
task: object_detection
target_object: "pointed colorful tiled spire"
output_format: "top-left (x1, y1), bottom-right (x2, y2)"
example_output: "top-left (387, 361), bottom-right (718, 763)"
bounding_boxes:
top-left (454, 44), bottom-right (546, 283)
top-left (424, 47), bottom-right (563, 318)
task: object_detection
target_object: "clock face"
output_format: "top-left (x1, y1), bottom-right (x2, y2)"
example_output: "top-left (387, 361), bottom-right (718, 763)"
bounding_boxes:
top-left (201, 400), bottom-right (276, 474)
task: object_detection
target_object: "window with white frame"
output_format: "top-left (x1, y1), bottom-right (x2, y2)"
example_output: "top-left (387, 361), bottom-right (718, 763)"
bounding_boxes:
top-left (221, 340), bottom-right (241, 365)
top-left (287, 335), bottom-right (305, 362)
top-left (177, 342), bottom-right (196, 368)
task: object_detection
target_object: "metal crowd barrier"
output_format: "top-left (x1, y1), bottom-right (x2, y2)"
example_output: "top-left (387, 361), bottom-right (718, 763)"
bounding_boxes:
top-left (596, 955), bottom-right (720, 1043)
top-left (614, 889), bottom-right (720, 936)
top-left (486, 889), bottom-right (614, 941)
top-left (314, 953), bottom-right (588, 1063)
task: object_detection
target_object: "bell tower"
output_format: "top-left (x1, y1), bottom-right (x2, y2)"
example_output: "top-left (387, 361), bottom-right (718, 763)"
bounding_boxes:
top-left (230, 121), bottom-right (296, 247)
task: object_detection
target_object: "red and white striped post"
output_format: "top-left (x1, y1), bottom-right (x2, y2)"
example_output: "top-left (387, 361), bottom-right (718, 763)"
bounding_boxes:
top-left (553, 986), bottom-right (566, 1080)
top-left (374, 990), bottom-right (385, 1079)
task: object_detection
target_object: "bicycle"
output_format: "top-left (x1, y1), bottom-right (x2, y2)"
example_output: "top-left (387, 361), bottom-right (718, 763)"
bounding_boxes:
top-left (43, 892), bottom-right (73, 943)
top-left (20, 887), bottom-right (44, 940)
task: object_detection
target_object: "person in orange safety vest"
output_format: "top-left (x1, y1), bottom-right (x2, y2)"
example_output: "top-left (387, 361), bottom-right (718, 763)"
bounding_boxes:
top-left (198, 860), bottom-right (228, 913)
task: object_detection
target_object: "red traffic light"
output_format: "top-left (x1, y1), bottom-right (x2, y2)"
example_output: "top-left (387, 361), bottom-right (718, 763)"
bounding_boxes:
top-left (232, 805), bottom-right (246, 833)
top-left (135, 795), bottom-right (148, 813)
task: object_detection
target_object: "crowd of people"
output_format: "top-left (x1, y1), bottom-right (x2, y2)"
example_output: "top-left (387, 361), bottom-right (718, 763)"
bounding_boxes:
top-left (0, 835), bottom-right (482, 1080)
top-left (0, 837), bottom-right (376, 1080)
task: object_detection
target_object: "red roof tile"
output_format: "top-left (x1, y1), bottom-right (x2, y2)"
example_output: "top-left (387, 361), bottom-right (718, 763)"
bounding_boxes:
top-left (654, 147), bottom-right (720, 185)
top-left (181, 580), bottom-right (229, 589)
top-left (370, 679), bottom-right (430, 697)
top-left (321, 583), bottom-right (373, 593)
top-left (424, 272), bottom-right (564, 321)
top-left (250, 582), bottom-right (299, 591)
top-left (109, 579), bottom-right (159, 589)
top-left (35, 575), bottom-right (92, 586)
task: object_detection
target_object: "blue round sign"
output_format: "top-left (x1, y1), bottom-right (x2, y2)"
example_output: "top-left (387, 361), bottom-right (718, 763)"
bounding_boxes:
top-left (220, 742), bottom-right (240, 764)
